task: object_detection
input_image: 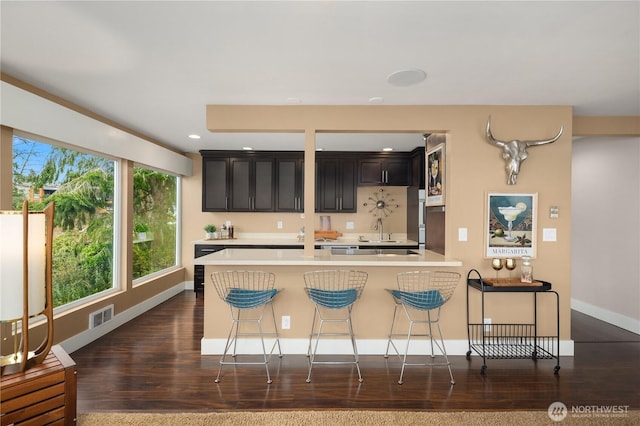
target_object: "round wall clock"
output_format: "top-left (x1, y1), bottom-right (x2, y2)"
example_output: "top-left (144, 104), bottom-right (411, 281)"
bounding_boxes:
top-left (363, 188), bottom-right (399, 217)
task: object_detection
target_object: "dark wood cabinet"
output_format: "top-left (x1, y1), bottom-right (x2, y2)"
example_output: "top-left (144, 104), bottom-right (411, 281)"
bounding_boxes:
top-left (202, 156), bottom-right (229, 211)
top-left (410, 147), bottom-right (426, 189)
top-left (358, 153), bottom-right (410, 186)
top-left (316, 156), bottom-right (357, 212)
top-left (201, 151), bottom-right (275, 212)
top-left (276, 155), bottom-right (304, 212)
top-left (202, 149), bottom-right (419, 213)
top-left (229, 156), bottom-right (274, 211)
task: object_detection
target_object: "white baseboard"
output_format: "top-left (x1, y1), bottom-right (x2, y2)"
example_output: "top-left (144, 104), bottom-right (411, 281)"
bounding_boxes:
top-left (60, 282), bottom-right (187, 354)
top-left (571, 298), bottom-right (640, 335)
top-left (201, 337), bottom-right (574, 356)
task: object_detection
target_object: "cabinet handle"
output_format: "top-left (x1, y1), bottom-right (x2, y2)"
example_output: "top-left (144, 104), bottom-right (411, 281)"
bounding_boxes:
top-left (225, 196), bottom-right (228, 210)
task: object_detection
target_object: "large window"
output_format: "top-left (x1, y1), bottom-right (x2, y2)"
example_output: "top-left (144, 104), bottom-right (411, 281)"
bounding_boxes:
top-left (132, 166), bottom-right (178, 280)
top-left (12, 136), bottom-right (116, 307)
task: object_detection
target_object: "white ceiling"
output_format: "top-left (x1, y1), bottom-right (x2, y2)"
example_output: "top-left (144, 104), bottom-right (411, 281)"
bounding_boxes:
top-left (1, 1), bottom-right (638, 153)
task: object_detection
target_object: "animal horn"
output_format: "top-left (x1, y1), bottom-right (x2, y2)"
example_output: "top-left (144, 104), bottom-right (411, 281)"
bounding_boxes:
top-left (524, 126), bottom-right (564, 146)
top-left (485, 116), bottom-right (504, 147)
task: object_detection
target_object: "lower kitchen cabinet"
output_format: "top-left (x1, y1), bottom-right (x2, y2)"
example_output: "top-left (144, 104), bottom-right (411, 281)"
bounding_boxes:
top-left (193, 244), bottom-right (301, 295)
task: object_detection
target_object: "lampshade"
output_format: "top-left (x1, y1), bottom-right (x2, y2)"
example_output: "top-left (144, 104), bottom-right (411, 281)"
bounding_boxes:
top-left (0, 211), bottom-right (46, 320)
top-left (0, 201), bottom-right (54, 375)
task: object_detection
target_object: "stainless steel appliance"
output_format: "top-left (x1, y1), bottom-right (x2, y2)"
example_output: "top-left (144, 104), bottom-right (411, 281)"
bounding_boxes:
top-left (406, 188), bottom-right (426, 249)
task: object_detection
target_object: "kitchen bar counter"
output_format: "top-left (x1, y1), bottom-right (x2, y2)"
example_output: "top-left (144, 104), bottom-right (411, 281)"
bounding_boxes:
top-left (194, 248), bottom-right (461, 267)
top-left (199, 247), bottom-right (463, 355)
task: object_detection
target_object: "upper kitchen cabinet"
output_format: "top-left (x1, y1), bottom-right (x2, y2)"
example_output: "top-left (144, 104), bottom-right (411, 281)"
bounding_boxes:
top-left (201, 151), bottom-right (275, 212)
top-left (316, 155), bottom-right (357, 213)
top-left (276, 154), bottom-right (304, 212)
top-left (358, 153), bottom-right (410, 186)
top-left (229, 156), bottom-right (275, 211)
top-left (202, 154), bottom-right (229, 212)
top-left (409, 147), bottom-right (426, 189)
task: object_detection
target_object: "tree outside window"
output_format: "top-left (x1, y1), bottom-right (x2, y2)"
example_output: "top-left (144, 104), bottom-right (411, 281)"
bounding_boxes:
top-left (132, 167), bottom-right (177, 280)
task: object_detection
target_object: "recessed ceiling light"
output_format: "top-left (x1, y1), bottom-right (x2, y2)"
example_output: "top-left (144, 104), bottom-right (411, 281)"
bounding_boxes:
top-left (188, 134), bottom-right (201, 139)
top-left (316, 148), bottom-right (323, 151)
top-left (383, 147), bottom-right (393, 152)
top-left (369, 97), bottom-right (384, 104)
top-left (387, 68), bottom-right (427, 86)
top-left (242, 146), bottom-right (253, 151)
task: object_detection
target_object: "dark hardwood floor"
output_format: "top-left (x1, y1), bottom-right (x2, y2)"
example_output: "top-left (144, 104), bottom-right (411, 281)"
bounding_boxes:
top-left (71, 291), bottom-right (640, 412)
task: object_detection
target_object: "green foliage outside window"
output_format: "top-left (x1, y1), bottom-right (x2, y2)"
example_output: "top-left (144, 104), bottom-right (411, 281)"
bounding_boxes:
top-left (132, 167), bottom-right (177, 279)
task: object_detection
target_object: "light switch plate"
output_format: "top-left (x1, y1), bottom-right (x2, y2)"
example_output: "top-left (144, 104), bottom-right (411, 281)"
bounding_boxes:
top-left (277, 221), bottom-right (283, 229)
top-left (543, 228), bottom-right (557, 242)
top-left (458, 227), bottom-right (468, 241)
top-left (346, 221), bottom-right (354, 230)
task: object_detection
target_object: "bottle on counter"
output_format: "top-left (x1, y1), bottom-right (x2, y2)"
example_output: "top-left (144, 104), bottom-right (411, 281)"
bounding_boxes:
top-left (520, 256), bottom-right (533, 283)
top-left (228, 225), bottom-right (234, 239)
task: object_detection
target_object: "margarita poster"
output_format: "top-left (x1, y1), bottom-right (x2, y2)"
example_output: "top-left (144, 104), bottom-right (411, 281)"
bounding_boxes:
top-left (485, 193), bottom-right (537, 258)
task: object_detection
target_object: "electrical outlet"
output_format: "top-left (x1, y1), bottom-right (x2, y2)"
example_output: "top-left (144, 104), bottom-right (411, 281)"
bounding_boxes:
top-left (281, 315), bottom-right (290, 330)
top-left (277, 221), bottom-right (283, 229)
top-left (346, 221), bottom-right (354, 229)
top-left (483, 318), bottom-right (492, 332)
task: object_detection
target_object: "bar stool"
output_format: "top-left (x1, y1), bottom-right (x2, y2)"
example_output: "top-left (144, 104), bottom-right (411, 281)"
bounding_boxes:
top-left (303, 270), bottom-right (368, 383)
top-left (384, 270), bottom-right (461, 385)
top-left (210, 270), bottom-right (282, 384)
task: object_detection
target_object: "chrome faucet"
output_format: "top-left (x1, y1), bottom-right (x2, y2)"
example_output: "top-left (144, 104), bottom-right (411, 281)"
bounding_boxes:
top-left (374, 217), bottom-right (384, 241)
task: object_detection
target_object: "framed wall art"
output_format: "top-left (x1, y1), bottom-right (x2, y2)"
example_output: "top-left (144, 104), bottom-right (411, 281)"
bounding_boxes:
top-left (485, 192), bottom-right (537, 258)
top-left (426, 143), bottom-right (445, 206)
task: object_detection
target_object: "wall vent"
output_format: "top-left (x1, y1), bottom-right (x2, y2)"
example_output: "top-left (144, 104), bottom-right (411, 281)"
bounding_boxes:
top-left (89, 305), bottom-right (114, 329)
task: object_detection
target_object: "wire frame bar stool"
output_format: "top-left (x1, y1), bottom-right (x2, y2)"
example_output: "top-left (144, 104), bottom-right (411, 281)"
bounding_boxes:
top-left (303, 270), bottom-right (368, 383)
top-left (210, 270), bottom-right (282, 384)
top-left (384, 270), bottom-right (461, 385)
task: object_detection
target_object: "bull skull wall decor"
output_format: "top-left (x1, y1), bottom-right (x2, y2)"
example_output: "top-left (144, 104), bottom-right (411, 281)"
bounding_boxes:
top-left (485, 116), bottom-right (563, 185)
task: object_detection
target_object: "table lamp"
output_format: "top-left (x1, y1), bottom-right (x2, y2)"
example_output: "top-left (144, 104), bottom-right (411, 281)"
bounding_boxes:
top-left (1, 201), bottom-right (54, 375)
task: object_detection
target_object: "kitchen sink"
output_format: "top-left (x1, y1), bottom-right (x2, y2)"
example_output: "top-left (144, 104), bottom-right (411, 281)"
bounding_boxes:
top-left (330, 248), bottom-right (420, 256)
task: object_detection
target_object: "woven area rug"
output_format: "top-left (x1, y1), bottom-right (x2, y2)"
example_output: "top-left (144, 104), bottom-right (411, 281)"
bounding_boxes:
top-left (78, 410), bottom-right (640, 425)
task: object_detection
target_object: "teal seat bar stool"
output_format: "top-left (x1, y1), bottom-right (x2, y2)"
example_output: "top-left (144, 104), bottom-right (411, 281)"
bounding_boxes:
top-left (303, 270), bottom-right (368, 383)
top-left (210, 270), bottom-right (282, 384)
top-left (384, 270), bottom-right (461, 385)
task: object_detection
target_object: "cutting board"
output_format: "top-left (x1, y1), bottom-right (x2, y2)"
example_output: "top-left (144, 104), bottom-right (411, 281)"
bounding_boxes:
top-left (314, 230), bottom-right (343, 240)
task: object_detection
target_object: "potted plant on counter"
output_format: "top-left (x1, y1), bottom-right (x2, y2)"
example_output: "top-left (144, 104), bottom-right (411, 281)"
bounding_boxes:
top-left (134, 223), bottom-right (149, 240)
top-left (204, 224), bottom-right (217, 240)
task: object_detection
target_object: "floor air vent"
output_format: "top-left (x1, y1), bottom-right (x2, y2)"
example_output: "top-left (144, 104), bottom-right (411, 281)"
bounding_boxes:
top-left (90, 305), bottom-right (114, 329)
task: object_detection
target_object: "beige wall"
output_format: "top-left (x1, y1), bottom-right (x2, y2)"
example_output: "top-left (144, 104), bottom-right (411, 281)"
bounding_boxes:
top-left (187, 105), bottom-right (573, 343)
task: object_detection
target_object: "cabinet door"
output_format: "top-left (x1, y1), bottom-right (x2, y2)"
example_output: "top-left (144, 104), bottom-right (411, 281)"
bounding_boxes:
top-left (359, 159), bottom-right (384, 185)
top-left (317, 158), bottom-right (356, 212)
top-left (277, 158), bottom-right (303, 212)
top-left (202, 157), bottom-right (228, 211)
top-left (253, 158), bottom-right (274, 211)
top-left (229, 157), bottom-right (274, 211)
top-left (229, 158), bottom-right (251, 211)
top-left (384, 158), bottom-right (409, 186)
top-left (339, 159), bottom-right (357, 212)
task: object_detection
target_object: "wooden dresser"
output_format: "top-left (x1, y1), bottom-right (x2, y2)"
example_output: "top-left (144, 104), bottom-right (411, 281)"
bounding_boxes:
top-left (1, 345), bottom-right (77, 425)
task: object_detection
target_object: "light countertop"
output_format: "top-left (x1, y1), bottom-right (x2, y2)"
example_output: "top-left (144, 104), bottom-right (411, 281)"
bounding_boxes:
top-left (194, 248), bottom-right (462, 267)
